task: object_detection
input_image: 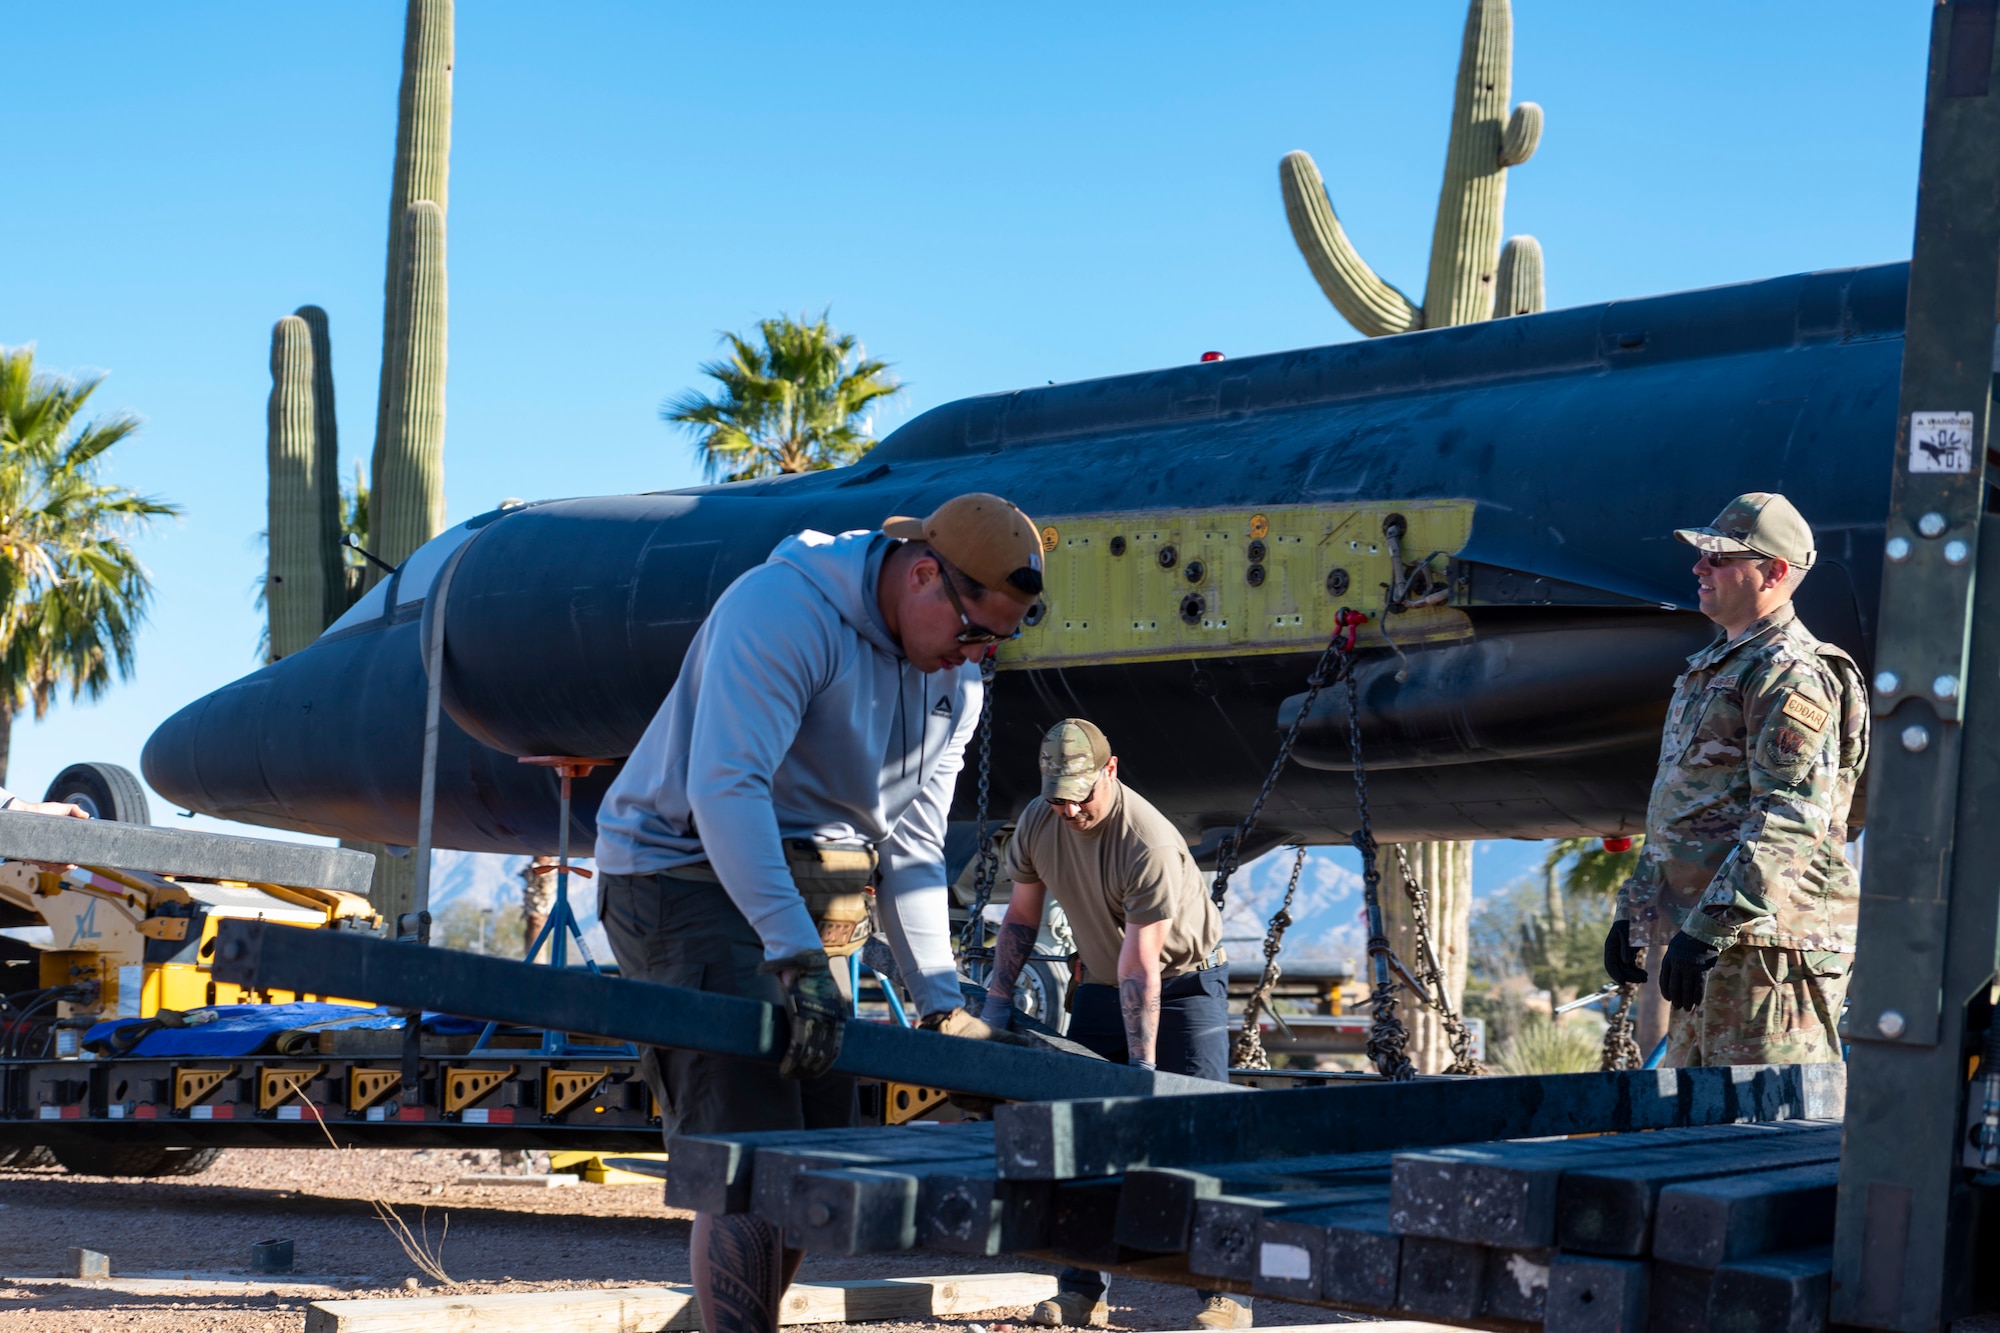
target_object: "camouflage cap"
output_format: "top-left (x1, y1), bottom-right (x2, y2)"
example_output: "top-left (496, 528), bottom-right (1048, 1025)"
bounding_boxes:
top-left (1673, 492), bottom-right (1815, 569)
top-left (1039, 718), bottom-right (1112, 803)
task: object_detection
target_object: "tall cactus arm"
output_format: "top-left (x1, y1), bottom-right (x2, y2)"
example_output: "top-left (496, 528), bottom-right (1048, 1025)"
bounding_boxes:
top-left (1280, 151), bottom-right (1423, 338)
top-left (266, 316), bottom-right (327, 662)
top-left (1500, 102), bottom-right (1543, 168)
top-left (1494, 235), bottom-right (1545, 317)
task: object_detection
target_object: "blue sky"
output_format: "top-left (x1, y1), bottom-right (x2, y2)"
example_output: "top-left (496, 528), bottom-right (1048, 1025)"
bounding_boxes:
top-left (1, 2), bottom-right (1928, 894)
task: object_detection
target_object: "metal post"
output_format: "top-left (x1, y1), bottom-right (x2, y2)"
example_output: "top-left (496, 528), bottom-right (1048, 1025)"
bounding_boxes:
top-left (1834, 3), bottom-right (2000, 1327)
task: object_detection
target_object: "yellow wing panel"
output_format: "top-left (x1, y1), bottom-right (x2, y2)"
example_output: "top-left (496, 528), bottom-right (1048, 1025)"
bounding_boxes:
top-left (1001, 500), bottom-right (1474, 669)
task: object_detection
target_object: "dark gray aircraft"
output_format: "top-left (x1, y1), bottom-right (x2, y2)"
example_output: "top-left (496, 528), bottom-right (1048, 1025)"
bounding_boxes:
top-left (142, 261), bottom-right (1904, 861)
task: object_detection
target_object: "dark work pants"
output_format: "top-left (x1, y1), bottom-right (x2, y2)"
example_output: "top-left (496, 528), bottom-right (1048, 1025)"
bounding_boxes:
top-left (1057, 967), bottom-right (1233, 1304)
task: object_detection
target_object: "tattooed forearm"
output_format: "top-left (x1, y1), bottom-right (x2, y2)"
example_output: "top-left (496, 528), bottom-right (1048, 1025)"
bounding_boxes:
top-left (1120, 973), bottom-right (1161, 1065)
top-left (985, 921), bottom-right (1039, 1008)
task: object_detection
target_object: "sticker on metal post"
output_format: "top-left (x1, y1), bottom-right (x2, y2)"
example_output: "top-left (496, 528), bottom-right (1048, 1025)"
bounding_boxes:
top-left (1910, 411), bottom-right (1975, 473)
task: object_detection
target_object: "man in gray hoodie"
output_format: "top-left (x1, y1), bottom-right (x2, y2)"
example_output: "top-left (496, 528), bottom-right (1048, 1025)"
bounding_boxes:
top-left (594, 492), bottom-right (1044, 1333)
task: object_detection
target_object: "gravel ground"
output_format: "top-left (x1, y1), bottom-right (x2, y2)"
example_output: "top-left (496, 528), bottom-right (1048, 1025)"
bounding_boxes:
top-left (0, 1148), bottom-right (1375, 1332)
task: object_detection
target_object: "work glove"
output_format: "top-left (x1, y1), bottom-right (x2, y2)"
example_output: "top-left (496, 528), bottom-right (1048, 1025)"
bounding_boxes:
top-left (1658, 931), bottom-right (1721, 1011)
top-left (919, 1005), bottom-right (1031, 1046)
top-left (760, 949), bottom-right (845, 1079)
top-left (1602, 919), bottom-right (1648, 985)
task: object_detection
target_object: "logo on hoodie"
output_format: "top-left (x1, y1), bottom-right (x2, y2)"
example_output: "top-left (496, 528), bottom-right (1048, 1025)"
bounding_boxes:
top-left (931, 697), bottom-right (954, 717)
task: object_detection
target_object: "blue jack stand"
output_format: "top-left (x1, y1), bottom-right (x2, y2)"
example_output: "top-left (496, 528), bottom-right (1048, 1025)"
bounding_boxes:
top-left (472, 756), bottom-right (635, 1059)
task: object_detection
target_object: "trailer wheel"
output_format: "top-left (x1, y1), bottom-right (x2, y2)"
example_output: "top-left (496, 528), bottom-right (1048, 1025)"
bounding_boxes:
top-left (42, 762), bottom-right (151, 824)
top-left (49, 1144), bottom-right (223, 1177)
top-left (0, 1145), bottom-right (58, 1170)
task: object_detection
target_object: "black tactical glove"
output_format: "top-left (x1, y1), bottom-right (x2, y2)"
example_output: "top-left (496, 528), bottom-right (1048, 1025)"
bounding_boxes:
top-left (1602, 919), bottom-right (1649, 985)
top-left (1658, 931), bottom-right (1721, 1011)
top-left (761, 949), bottom-right (845, 1079)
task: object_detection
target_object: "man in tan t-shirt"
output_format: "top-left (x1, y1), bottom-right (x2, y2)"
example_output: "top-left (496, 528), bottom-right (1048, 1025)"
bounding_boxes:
top-left (979, 719), bottom-right (1243, 1330)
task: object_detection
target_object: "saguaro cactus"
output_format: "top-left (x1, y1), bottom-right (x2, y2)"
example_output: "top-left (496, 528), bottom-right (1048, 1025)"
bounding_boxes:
top-left (292, 305), bottom-right (348, 625)
top-left (1494, 236), bottom-right (1545, 318)
top-left (372, 0), bottom-right (452, 495)
top-left (371, 200), bottom-right (448, 567)
top-left (1281, 0), bottom-right (1544, 336)
top-left (265, 317), bottom-right (326, 661)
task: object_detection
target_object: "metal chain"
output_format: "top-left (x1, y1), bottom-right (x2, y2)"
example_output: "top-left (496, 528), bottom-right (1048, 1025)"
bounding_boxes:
top-left (956, 653), bottom-right (1002, 959)
top-left (1211, 614), bottom-right (1366, 907)
top-left (1345, 647), bottom-right (1417, 1083)
top-left (1600, 982), bottom-right (1643, 1071)
top-left (1230, 843), bottom-right (1307, 1070)
top-left (1389, 846), bottom-right (1485, 1076)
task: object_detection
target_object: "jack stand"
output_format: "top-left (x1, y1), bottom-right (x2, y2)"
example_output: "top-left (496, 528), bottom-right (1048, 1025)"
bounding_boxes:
top-left (472, 756), bottom-right (635, 1059)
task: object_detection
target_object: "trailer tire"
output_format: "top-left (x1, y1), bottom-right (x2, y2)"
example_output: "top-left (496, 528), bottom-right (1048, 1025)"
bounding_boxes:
top-left (43, 762), bottom-right (151, 824)
top-left (0, 1144), bottom-right (58, 1170)
top-left (50, 1144), bottom-right (223, 1177)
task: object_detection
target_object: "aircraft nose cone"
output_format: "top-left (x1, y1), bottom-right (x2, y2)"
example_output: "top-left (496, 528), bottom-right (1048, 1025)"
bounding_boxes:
top-left (143, 671), bottom-right (281, 826)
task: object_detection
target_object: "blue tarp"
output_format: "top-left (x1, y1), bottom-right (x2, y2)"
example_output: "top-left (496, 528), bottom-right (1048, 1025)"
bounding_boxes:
top-left (84, 1004), bottom-right (488, 1057)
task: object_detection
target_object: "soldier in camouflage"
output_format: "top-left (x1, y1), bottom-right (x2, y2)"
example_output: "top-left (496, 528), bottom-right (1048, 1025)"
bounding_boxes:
top-left (1606, 493), bottom-right (1870, 1066)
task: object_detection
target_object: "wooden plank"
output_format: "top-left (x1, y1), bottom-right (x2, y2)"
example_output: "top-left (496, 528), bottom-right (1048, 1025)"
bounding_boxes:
top-left (1707, 1246), bottom-right (1831, 1333)
top-left (994, 1063), bottom-right (1846, 1180)
top-left (1545, 1255), bottom-right (1649, 1333)
top-left (1651, 1161), bottom-right (1840, 1269)
top-left (1187, 1184), bottom-right (1390, 1281)
top-left (1115, 1151), bottom-right (1395, 1251)
top-left (0, 809), bottom-right (376, 894)
top-left (1556, 1129), bottom-right (1843, 1257)
top-left (921, 1172), bottom-right (1054, 1256)
top-left (304, 1273), bottom-right (1062, 1333)
top-left (1389, 1120), bottom-right (1836, 1248)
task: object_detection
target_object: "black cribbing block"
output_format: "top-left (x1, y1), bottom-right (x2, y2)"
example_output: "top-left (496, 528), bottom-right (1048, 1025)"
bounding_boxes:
top-left (922, 1173), bottom-right (1053, 1256)
top-left (1114, 1151), bottom-right (1397, 1251)
top-left (789, 1158), bottom-right (1004, 1254)
top-left (1395, 1235), bottom-right (1487, 1322)
top-left (1051, 1177), bottom-right (1148, 1267)
top-left (1482, 1245), bottom-right (1555, 1324)
top-left (1390, 1119), bottom-right (1834, 1248)
top-left (752, 1139), bottom-right (995, 1225)
top-left (1557, 1127), bottom-right (1842, 1257)
top-left (1546, 1254), bottom-right (1649, 1333)
top-left (1301, 1203), bottom-right (1403, 1309)
top-left (1241, 1205), bottom-right (1378, 1303)
top-left (667, 1126), bottom-right (900, 1214)
top-left (1707, 1246), bottom-right (1831, 1333)
top-left (1187, 1184), bottom-right (1389, 1281)
top-left (1649, 1260), bottom-right (1713, 1333)
top-left (1652, 1161), bottom-right (1840, 1268)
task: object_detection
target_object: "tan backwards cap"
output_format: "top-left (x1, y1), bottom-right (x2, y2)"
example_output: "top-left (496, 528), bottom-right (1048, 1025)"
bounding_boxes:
top-left (1039, 718), bottom-right (1111, 803)
top-left (883, 493), bottom-right (1045, 605)
top-left (1673, 492), bottom-right (1815, 569)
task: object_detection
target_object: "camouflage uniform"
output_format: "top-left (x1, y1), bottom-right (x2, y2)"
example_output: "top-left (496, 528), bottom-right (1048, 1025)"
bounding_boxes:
top-left (1617, 603), bottom-right (1869, 1066)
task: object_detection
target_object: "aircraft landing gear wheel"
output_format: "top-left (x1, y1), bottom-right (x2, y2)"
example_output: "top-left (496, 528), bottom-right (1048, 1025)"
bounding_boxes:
top-left (42, 762), bottom-right (151, 824)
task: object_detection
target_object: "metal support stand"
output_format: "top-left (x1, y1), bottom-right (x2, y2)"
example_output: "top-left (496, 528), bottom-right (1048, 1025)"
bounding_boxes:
top-left (472, 756), bottom-right (634, 1059)
top-left (1834, 4), bottom-right (2000, 1327)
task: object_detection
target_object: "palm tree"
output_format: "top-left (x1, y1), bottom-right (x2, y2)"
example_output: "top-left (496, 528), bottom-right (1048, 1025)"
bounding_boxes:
top-left (0, 346), bottom-right (179, 783)
top-left (664, 310), bottom-right (902, 482)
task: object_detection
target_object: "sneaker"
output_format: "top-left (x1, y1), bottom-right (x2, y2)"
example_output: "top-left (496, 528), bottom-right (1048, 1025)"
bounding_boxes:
top-left (1027, 1291), bottom-right (1110, 1327)
top-left (1193, 1294), bottom-right (1253, 1329)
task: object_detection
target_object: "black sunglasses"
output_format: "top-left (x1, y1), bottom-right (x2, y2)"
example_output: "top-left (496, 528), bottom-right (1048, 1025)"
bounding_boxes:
top-left (935, 558), bottom-right (1022, 645)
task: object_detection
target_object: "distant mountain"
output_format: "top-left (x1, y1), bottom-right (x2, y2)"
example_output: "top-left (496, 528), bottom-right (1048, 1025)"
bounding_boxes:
top-left (431, 849), bottom-right (611, 960)
top-left (1219, 847), bottom-right (1368, 968)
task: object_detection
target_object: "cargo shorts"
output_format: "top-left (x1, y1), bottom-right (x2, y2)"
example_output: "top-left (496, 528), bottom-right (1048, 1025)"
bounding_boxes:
top-left (598, 868), bottom-right (859, 1145)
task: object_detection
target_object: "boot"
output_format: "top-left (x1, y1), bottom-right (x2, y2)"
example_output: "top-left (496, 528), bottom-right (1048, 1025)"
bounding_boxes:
top-left (1027, 1291), bottom-right (1109, 1327)
top-left (1193, 1294), bottom-right (1253, 1329)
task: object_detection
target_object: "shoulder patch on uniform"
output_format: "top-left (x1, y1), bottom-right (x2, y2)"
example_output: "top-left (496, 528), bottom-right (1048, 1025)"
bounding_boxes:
top-left (1780, 691), bottom-right (1830, 732)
